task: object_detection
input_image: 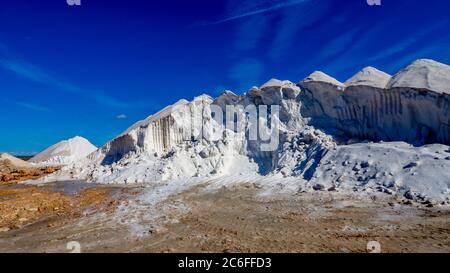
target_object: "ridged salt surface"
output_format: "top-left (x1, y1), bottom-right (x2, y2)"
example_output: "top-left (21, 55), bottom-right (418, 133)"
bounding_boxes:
top-left (39, 59), bottom-right (450, 203)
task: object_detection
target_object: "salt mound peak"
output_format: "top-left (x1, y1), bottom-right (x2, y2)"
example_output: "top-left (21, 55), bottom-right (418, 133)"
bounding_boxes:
top-left (29, 136), bottom-right (97, 166)
top-left (193, 94), bottom-right (214, 103)
top-left (220, 90), bottom-right (238, 96)
top-left (388, 59), bottom-right (450, 94)
top-left (247, 86), bottom-right (262, 97)
top-left (146, 99), bottom-right (189, 122)
top-left (0, 153), bottom-right (31, 168)
top-left (122, 95), bottom-right (214, 140)
top-left (345, 66), bottom-right (391, 88)
top-left (215, 90), bottom-right (240, 108)
top-left (216, 90), bottom-right (239, 100)
top-left (301, 71), bottom-right (344, 86)
top-left (260, 78), bottom-right (296, 89)
top-left (124, 99), bottom-right (192, 135)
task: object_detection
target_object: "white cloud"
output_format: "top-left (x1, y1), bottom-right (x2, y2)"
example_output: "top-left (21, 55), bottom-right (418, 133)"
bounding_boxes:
top-left (210, 0), bottom-right (312, 25)
top-left (233, 14), bottom-right (270, 51)
top-left (16, 102), bottom-right (52, 113)
top-left (0, 43), bottom-right (155, 109)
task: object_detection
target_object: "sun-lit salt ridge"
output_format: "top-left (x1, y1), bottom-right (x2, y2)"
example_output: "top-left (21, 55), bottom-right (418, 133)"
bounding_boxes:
top-left (301, 59), bottom-right (450, 93)
top-left (39, 59), bottom-right (450, 204)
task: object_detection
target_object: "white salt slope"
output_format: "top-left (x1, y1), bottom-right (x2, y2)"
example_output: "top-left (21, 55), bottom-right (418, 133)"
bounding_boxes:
top-left (388, 59), bottom-right (450, 94)
top-left (302, 71), bottom-right (344, 87)
top-left (75, 94), bottom-right (261, 183)
top-left (260, 78), bottom-right (297, 89)
top-left (30, 136), bottom-right (97, 166)
top-left (311, 142), bottom-right (450, 202)
top-left (52, 82), bottom-right (333, 185)
top-left (91, 94), bottom-right (215, 163)
top-left (345, 67), bottom-right (391, 88)
top-left (0, 153), bottom-right (31, 168)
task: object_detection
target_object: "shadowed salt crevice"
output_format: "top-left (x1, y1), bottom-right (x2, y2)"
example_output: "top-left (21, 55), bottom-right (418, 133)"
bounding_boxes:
top-left (296, 144), bottom-right (329, 181)
top-left (100, 134), bottom-right (138, 165)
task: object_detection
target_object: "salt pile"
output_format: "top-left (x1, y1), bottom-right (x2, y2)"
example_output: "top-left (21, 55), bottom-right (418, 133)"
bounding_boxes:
top-left (344, 67), bottom-right (391, 88)
top-left (44, 59), bottom-right (450, 204)
top-left (29, 136), bottom-right (97, 166)
top-left (0, 153), bottom-right (31, 171)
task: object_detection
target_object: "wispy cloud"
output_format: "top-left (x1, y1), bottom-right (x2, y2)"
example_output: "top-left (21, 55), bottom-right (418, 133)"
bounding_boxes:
top-left (15, 102), bottom-right (52, 113)
top-left (233, 14), bottom-right (270, 51)
top-left (382, 42), bottom-right (450, 73)
top-left (116, 114), bottom-right (127, 119)
top-left (0, 57), bottom-right (132, 108)
top-left (0, 59), bottom-right (49, 83)
top-left (268, 1), bottom-right (331, 60)
top-left (208, 0), bottom-right (312, 25)
top-left (366, 20), bottom-right (448, 64)
top-left (3, 98), bottom-right (52, 113)
top-left (315, 28), bottom-right (361, 64)
top-left (322, 19), bottom-right (450, 76)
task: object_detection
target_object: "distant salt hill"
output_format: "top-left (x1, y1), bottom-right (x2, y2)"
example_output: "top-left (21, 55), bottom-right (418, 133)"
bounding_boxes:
top-left (29, 136), bottom-right (97, 166)
top-left (0, 153), bottom-right (31, 172)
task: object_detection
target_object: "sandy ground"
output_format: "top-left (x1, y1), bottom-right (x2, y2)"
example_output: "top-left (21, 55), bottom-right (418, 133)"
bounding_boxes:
top-left (0, 178), bottom-right (449, 253)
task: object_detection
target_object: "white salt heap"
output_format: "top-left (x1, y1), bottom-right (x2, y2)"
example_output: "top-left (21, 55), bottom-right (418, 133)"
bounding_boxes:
top-left (29, 136), bottom-right (97, 166)
top-left (0, 153), bottom-right (31, 169)
top-left (40, 59), bottom-right (450, 204)
top-left (388, 59), bottom-right (450, 94)
top-left (345, 67), bottom-right (391, 88)
top-left (303, 71), bottom-right (344, 87)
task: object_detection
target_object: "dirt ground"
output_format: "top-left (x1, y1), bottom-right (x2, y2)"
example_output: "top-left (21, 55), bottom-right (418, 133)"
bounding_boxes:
top-left (0, 184), bottom-right (118, 232)
top-left (0, 179), bottom-right (449, 253)
top-left (0, 165), bottom-right (59, 185)
top-left (147, 186), bottom-right (450, 253)
top-left (0, 165), bottom-right (120, 233)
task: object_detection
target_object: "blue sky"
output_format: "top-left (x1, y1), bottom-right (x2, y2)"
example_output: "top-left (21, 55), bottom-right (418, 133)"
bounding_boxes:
top-left (1, 0), bottom-right (449, 154)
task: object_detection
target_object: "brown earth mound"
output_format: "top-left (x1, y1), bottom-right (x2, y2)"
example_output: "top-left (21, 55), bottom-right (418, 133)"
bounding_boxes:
top-left (0, 185), bottom-right (116, 232)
